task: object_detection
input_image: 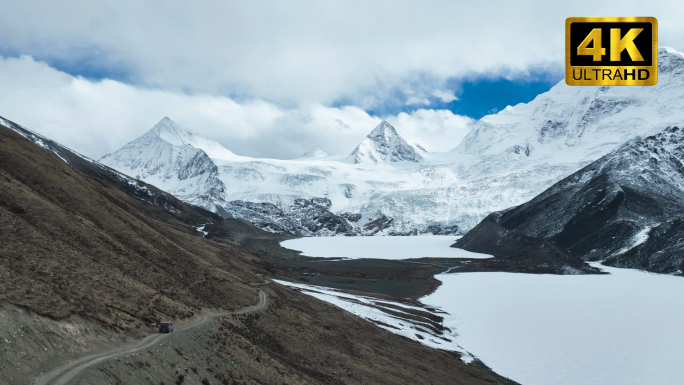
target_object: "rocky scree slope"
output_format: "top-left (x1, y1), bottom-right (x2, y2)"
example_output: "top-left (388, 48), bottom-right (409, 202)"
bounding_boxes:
top-left (455, 125), bottom-right (684, 275)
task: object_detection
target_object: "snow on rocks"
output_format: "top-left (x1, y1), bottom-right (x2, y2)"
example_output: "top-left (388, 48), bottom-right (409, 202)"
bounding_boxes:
top-left (348, 120), bottom-right (422, 164)
top-left (274, 279), bottom-right (475, 363)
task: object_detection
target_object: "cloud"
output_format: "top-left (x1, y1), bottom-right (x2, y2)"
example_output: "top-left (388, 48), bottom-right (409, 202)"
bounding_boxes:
top-left (0, 55), bottom-right (473, 159)
top-left (405, 96), bottom-right (431, 106)
top-left (2, 1), bottom-right (682, 109)
top-left (386, 109), bottom-right (474, 152)
top-left (432, 90), bottom-right (458, 103)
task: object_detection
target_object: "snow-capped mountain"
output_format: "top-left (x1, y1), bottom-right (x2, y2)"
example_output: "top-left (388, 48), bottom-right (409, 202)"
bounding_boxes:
top-left (100, 118), bottom-right (414, 235)
top-left (348, 121), bottom-right (422, 164)
top-left (100, 47), bottom-right (684, 236)
top-left (99, 117), bottom-right (227, 207)
top-left (0, 115), bottom-right (192, 214)
top-left (456, 125), bottom-right (684, 275)
top-left (371, 46), bottom-right (684, 231)
top-left (302, 145), bottom-right (328, 158)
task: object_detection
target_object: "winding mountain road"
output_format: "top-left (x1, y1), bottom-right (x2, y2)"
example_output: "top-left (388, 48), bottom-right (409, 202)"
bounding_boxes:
top-left (33, 290), bottom-right (268, 385)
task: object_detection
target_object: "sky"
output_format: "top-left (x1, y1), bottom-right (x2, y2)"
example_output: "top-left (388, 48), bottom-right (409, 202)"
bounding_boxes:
top-left (0, 1), bottom-right (683, 159)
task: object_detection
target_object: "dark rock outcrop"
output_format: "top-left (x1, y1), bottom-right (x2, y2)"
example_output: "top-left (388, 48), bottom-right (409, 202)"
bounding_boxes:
top-left (454, 126), bottom-right (684, 275)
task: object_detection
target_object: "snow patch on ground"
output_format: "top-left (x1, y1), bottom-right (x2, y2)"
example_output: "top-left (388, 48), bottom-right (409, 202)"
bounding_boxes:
top-left (280, 235), bottom-right (491, 260)
top-left (612, 225), bottom-right (654, 257)
top-left (421, 263), bottom-right (684, 385)
top-left (196, 225), bottom-right (208, 237)
top-left (631, 226), bottom-right (652, 248)
top-left (274, 279), bottom-right (474, 363)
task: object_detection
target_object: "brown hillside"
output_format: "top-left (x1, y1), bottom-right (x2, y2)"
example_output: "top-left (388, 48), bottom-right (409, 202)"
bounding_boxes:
top-left (0, 120), bottom-right (513, 385)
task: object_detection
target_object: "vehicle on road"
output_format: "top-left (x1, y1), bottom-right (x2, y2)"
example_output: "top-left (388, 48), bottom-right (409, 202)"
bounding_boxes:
top-left (158, 322), bottom-right (174, 333)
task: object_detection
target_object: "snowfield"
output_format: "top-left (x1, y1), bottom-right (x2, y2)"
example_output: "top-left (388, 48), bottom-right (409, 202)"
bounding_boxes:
top-left (422, 263), bottom-right (684, 385)
top-left (280, 235), bottom-right (492, 260)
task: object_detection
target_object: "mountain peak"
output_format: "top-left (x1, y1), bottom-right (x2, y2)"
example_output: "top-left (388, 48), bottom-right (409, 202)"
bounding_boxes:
top-left (144, 117), bottom-right (189, 144)
top-left (135, 118), bottom-right (238, 161)
top-left (302, 145), bottom-right (327, 158)
top-left (348, 121), bottom-right (422, 164)
top-left (369, 120), bottom-right (398, 140)
top-left (455, 47), bottom-right (684, 158)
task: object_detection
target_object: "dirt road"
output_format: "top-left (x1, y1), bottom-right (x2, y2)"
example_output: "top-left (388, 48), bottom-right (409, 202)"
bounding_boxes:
top-left (33, 290), bottom-right (268, 385)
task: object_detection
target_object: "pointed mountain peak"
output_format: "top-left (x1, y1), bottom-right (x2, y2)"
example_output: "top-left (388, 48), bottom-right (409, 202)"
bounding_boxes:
top-left (143, 117), bottom-right (194, 147)
top-left (138, 117), bottom-right (238, 160)
top-left (152, 116), bottom-right (176, 130)
top-left (302, 145), bottom-right (327, 158)
top-left (368, 120), bottom-right (398, 140)
top-left (145, 117), bottom-right (183, 137)
top-left (348, 121), bottom-right (422, 164)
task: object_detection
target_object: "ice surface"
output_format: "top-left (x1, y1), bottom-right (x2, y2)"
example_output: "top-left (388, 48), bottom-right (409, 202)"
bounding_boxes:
top-left (421, 263), bottom-right (684, 385)
top-left (280, 235), bottom-right (492, 260)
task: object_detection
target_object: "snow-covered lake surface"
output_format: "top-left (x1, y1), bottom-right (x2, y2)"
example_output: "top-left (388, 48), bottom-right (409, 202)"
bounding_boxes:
top-left (422, 263), bottom-right (684, 385)
top-left (280, 235), bottom-right (492, 260)
top-left (280, 237), bottom-right (684, 384)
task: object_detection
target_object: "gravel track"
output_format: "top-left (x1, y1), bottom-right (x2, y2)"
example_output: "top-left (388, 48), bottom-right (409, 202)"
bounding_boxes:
top-left (33, 290), bottom-right (268, 385)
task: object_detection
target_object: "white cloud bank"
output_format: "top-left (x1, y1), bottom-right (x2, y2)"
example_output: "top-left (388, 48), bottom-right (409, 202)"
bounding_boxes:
top-left (0, 56), bottom-right (473, 159)
top-left (2, 1), bottom-right (683, 107)
top-left (3, 1), bottom-right (680, 158)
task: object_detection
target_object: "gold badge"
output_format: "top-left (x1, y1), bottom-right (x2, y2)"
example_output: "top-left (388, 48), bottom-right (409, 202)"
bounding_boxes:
top-left (565, 17), bottom-right (658, 86)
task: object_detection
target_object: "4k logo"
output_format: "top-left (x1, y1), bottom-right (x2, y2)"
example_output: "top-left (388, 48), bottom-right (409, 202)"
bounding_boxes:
top-left (565, 17), bottom-right (658, 86)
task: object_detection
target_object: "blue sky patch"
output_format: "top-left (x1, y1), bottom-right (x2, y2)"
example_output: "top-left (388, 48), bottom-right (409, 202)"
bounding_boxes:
top-left (366, 71), bottom-right (562, 120)
top-left (447, 73), bottom-right (562, 119)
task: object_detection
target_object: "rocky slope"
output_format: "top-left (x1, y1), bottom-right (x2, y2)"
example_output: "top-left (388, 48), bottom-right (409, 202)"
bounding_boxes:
top-left (0, 115), bottom-right (259, 328)
top-left (99, 48), bottom-right (684, 236)
top-left (455, 125), bottom-right (684, 275)
top-left (0, 116), bottom-right (512, 384)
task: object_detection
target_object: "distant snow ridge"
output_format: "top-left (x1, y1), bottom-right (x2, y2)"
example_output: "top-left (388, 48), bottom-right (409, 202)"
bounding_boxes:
top-left (100, 47), bottom-right (684, 236)
top-left (302, 145), bottom-right (327, 158)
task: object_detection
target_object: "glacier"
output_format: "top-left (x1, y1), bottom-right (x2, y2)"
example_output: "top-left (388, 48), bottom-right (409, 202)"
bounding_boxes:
top-left (100, 48), bottom-right (684, 236)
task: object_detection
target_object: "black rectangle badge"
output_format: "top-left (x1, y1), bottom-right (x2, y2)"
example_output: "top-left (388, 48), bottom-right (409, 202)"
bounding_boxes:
top-left (565, 17), bottom-right (658, 86)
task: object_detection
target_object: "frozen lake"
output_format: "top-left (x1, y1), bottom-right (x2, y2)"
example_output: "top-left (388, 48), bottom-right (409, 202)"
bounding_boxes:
top-left (281, 236), bottom-right (684, 385)
top-left (280, 235), bottom-right (492, 260)
top-left (422, 263), bottom-right (684, 385)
